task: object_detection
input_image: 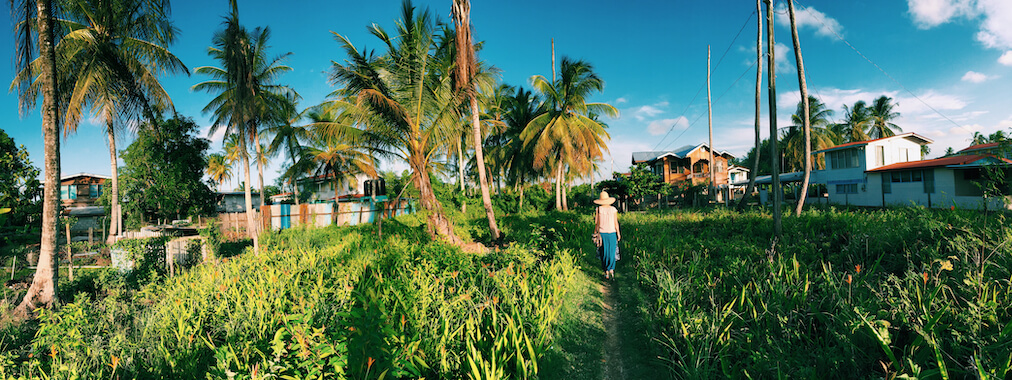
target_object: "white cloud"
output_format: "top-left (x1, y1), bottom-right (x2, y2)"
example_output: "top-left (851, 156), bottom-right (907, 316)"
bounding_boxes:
top-left (774, 4), bottom-right (844, 38)
top-left (201, 124), bottom-right (228, 147)
top-left (615, 97), bottom-right (628, 104)
top-left (908, 0), bottom-right (1012, 50)
top-left (961, 70), bottom-right (991, 82)
top-left (633, 101), bottom-right (669, 121)
top-left (907, 0), bottom-right (976, 28)
top-left (999, 50), bottom-right (1012, 65)
top-left (646, 117), bottom-right (688, 136)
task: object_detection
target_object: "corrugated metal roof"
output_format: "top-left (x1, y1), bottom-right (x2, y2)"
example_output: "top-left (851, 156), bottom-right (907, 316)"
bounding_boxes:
top-left (958, 142), bottom-right (1001, 153)
top-left (866, 154), bottom-right (1012, 172)
top-left (631, 143), bottom-right (734, 164)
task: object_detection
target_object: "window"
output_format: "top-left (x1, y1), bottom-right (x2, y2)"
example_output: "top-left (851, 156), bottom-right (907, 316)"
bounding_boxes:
top-left (881, 173), bottom-right (891, 194)
top-left (830, 149), bottom-right (861, 169)
top-left (89, 184), bottom-right (101, 198)
top-left (61, 185), bottom-right (77, 200)
top-left (876, 146), bottom-right (885, 166)
top-left (923, 169), bottom-right (934, 194)
top-left (836, 184), bottom-right (858, 194)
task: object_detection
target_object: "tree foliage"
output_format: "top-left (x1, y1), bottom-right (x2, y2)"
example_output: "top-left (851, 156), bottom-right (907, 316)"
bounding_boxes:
top-left (0, 129), bottom-right (42, 246)
top-left (115, 116), bottom-right (216, 224)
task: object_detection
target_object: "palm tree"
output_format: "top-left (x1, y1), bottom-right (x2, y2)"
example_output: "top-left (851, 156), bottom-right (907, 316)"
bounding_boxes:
top-left (55, 0), bottom-right (186, 243)
top-left (452, 0), bottom-right (500, 241)
top-left (193, 0), bottom-right (296, 253)
top-left (782, 96), bottom-right (836, 172)
top-left (522, 57), bottom-right (617, 210)
top-left (868, 95), bottom-right (902, 139)
top-left (838, 100), bottom-right (871, 143)
top-left (306, 140), bottom-right (377, 201)
top-left (10, 0), bottom-right (62, 315)
top-left (222, 133), bottom-right (243, 190)
top-left (266, 103), bottom-right (313, 204)
top-left (206, 153), bottom-right (232, 191)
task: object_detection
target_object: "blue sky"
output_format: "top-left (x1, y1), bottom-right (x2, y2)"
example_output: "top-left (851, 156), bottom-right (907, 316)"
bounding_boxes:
top-left (4, 0), bottom-right (1012, 188)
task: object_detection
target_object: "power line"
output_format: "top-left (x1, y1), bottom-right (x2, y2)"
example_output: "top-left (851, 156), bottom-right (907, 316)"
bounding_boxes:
top-left (661, 58), bottom-right (760, 151)
top-left (652, 10), bottom-right (757, 151)
top-left (794, 0), bottom-right (965, 130)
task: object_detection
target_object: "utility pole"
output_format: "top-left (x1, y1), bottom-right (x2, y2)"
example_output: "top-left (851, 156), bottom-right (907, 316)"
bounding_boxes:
top-left (738, 0), bottom-right (763, 211)
top-left (788, 0), bottom-right (812, 216)
top-left (707, 45), bottom-right (715, 205)
top-left (764, 0), bottom-right (782, 238)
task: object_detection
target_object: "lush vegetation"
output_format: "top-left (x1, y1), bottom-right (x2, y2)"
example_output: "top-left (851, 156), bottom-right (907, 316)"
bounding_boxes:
top-left (0, 128), bottom-right (41, 248)
top-left (109, 116), bottom-right (217, 226)
top-left (0, 210), bottom-right (584, 379)
top-left (622, 206), bottom-right (1012, 379)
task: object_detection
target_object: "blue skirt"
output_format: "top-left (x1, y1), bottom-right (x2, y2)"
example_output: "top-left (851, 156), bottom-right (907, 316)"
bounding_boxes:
top-left (599, 232), bottom-right (617, 271)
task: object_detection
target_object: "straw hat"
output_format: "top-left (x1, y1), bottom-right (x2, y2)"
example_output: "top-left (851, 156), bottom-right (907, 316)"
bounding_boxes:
top-left (593, 190), bottom-right (616, 205)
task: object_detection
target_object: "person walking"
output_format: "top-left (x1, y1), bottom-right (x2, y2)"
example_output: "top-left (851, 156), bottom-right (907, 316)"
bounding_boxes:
top-left (594, 191), bottom-right (621, 279)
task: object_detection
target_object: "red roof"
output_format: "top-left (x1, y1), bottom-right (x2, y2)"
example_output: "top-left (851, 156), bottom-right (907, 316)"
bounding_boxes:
top-left (958, 142), bottom-right (1000, 153)
top-left (814, 132), bottom-right (932, 154)
top-left (867, 154), bottom-right (1012, 172)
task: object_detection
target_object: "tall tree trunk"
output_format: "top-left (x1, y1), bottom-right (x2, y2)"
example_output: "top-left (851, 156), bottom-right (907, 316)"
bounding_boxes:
top-left (106, 119), bottom-right (120, 243)
top-left (255, 138), bottom-right (265, 203)
top-left (470, 97), bottom-right (501, 240)
top-left (411, 158), bottom-right (472, 249)
top-left (562, 177), bottom-right (569, 211)
top-left (738, 0), bottom-right (763, 211)
top-left (707, 45), bottom-right (715, 204)
top-left (16, 0), bottom-right (61, 317)
top-left (457, 140), bottom-right (465, 193)
top-left (554, 163), bottom-right (563, 210)
top-left (519, 185), bottom-right (525, 211)
top-left (241, 141), bottom-right (259, 254)
top-left (788, 0), bottom-right (812, 216)
top-left (765, 0), bottom-right (782, 238)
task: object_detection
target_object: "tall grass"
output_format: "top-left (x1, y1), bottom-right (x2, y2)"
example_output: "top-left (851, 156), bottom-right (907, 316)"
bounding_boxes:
top-left (1, 215), bottom-right (578, 379)
top-left (622, 206), bottom-right (1012, 378)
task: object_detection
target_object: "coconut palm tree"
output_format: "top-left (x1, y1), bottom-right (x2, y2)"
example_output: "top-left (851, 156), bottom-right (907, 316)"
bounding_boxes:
top-left (838, 100), bottom-right (871, 143)
top-left (206, 153), bottom-right (232, 191)
top-left (451, 0), bottom-right (500, 241)
top-left (193, 0), bottom-right (296, 253)
top-left (782, 96), bottom-right (836, 172)
top-left (868, 95), bottom-right (902, 139)
top-left (54, 0), bottom-right (186, 243)
top-left (266, 103), bottom-right (313, 204)
top-left (522, 57), bottom-right (617, 210)
top-left (329, 0), bottom-right (473, 247)
top-left (10, 0), bottom-right (61, 315)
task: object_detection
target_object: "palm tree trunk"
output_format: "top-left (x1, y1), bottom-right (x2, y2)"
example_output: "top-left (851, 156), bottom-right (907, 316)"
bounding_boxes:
top-left (457, 139), bottom-right (465, 193)
top-left (765, 0), bottom-right (782, 238)
top-left (241, 142), bottom-right (259, 254)
top-left (788, 0), bottom-right (812, 216)
top-left (411, 157), bottom-right (468, 247)
top-left (255, 138), bottom-right (265, 203)
top-left (562, 177), bottom-right (569, 210)
top-left (738, 0), bottom-right (763, 211)
top-left (707, 45), bottom-right (716, 204)
top-left (470, 96), bottom-right (501, 240)
top-left (16, 0), bottom-right (61, 317)
top-left (106, 119), bottom-right (120, 243)
top-left (554, 163), bottom-right (563, 210)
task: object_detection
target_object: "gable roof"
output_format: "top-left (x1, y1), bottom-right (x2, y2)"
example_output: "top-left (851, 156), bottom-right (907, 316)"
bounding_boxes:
top-left (814, 132), bottom-right (933, 154)
top-left (631, 143), bottom-right (734, 164)
top-left (61, 172), bottom-right (111, 181)
top-left (866, 154), bottom-right (1012, 172)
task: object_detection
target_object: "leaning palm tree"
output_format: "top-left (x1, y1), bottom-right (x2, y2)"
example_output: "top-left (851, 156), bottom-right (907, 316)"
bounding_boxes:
top-left (10, 0), bottom-right (62, 315)
top-left (838, 100), bottom-right (872, 143)
top-left (868, 95), bottom-right (902, 139)
top-left (329, 0), bottom-right (473, 247)
top-left (782, 96), bottom-right (836, 172)
top-left (193, 0), bottom-right (296, 253)
top-left (451, 0), bottom-right (500, 241)
top-left (522, 57), bottom-right (617, 211)
top-left (56, 0), bottom-right (187, 243)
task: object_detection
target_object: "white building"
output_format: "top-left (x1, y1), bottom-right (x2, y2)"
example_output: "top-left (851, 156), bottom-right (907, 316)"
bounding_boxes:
top-left (815, 133), bottom-right (1012, 209)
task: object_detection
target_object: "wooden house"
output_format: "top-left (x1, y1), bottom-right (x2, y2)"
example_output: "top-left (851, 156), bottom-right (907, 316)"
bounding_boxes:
top-left (60, 173), bottom-right (109, 208)
top-left (632, 143), bottom-right (735, 187)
